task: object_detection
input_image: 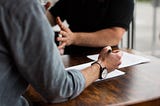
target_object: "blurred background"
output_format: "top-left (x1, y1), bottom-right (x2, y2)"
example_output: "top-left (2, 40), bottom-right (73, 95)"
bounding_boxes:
top-left (131, 0), bottom-right (160, 57)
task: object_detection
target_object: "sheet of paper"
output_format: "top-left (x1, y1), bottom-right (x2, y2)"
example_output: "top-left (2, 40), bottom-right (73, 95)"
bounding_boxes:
top-left (65, 62), bottom-right (125, 81)
top-left (87, 51), bottom-right (150, 68)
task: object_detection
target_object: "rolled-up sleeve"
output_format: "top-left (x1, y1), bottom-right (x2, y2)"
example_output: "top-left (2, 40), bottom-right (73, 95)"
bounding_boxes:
top-left (5, 0), bottom-right (85, 103)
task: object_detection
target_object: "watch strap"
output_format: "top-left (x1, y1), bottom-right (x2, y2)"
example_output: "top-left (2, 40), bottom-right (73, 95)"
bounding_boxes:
top-left (91, 61), bottom-right (104, 79)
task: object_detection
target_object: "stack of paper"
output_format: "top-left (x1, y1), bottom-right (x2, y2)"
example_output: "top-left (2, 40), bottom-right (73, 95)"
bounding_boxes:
top-left (87, 51), bottom-right (150, 68)
top-left (65, 51), bottom-right (150, 81)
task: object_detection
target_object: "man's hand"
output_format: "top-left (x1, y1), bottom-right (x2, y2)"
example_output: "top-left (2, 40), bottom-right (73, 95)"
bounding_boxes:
top-left (56, 17), bottom-right (76, 50)
top-left (81, 46), bottom-right (122, 87)
top-left (97, 46), bottom-right (122, 73)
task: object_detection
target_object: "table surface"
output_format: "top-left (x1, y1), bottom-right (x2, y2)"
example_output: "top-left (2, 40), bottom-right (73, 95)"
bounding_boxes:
top-left (25, 49), bottom-right (160, 106)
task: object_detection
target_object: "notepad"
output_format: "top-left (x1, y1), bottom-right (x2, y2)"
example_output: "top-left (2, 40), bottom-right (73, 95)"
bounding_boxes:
top-left (65, 51), bottom-right (150, 81)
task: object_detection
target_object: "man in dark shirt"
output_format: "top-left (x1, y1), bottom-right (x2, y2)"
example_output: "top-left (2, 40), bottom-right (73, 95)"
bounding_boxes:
top-left (46, 0), bottom-right (134, 54)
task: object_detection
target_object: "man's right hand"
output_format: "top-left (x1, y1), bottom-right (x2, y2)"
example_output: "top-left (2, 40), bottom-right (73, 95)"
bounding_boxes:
top-left (97, 46), bottom-right (122, 73)
top-left (81, 46), bottom-right (122, 88)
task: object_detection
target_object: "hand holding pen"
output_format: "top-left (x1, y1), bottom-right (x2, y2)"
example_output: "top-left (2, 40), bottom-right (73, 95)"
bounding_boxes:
top-left (97, 46), bottom-right (122, 73)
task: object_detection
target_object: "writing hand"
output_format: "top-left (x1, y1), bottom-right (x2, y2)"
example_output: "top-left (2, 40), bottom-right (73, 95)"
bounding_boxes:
top-left (97, 46), bottom-right (122, 73)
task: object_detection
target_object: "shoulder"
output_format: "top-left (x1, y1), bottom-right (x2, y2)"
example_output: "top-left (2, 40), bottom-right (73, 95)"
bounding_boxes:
top-left (109, 0), bottom-right (134, 11)
top-left (1, 0), bottom-right (43, 19)
top-left (110, 0), bottom-right (134, 6)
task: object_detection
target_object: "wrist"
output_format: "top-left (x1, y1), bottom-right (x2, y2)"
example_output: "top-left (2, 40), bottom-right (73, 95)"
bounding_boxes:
top-left (91, 61), bottom-right (108, 79)
top-left (72, 32), bottom-right (78, 45)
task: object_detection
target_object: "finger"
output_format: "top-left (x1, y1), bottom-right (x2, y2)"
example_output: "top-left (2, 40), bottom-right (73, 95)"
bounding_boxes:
top-left (60, 24), bottom-right (71, 32)
top-left (57, 36), bottom-right (67, 42)
top-left (114, 51), bottom-right (122, 60)
top-left (58, 43), bottom-right (66, 49)
top-left (57, 17), bottom-right (68, 31)
top-left (116, 51), bottom-right (123, 57)
top-left (56, 17), bottom-right (64, 29)
top-left (59, 31), bottom-right (68, 37)
top-left (112, 50), bottom-right (120, 53)
top-left (57, 17), bottom-right (71, 32)
top-left (56, 17), bottom-right (63, 25)
top-left (112, 50), bottom-right (122, 56)
top-left (59, 49), bottom-right (64, 55)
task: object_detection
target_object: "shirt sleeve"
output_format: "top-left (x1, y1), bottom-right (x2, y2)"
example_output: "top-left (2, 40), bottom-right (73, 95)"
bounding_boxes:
top-left (106, 0), bottom-right (134, 30)
top-left (6, 0), bottom-right (85, 103)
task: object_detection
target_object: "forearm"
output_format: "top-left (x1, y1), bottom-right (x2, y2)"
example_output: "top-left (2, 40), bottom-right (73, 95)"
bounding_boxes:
top-left (73, 27), bottom-right (125, 47)
top-left (81, 63), bottom-right (100, 87)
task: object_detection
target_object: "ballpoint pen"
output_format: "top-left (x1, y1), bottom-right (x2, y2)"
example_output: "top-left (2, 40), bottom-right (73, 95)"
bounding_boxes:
top-left (106, 46), bottom-right (112, 54)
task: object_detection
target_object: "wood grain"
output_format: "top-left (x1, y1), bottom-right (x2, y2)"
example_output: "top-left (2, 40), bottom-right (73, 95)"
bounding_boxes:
top-left (24, 49), bottom-right (160, 106)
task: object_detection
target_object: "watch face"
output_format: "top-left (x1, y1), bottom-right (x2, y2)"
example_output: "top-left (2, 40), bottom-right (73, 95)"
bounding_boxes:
top-left (101, 69), bottom-right (108, 79)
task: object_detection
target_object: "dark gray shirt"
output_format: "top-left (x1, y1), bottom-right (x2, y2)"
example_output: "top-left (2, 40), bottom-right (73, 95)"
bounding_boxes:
top-left (0, 0), bottom-right (85, 106)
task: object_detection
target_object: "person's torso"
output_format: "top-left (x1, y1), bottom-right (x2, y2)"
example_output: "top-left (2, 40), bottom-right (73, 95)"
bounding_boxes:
top-left (0, 0), bottom-right (38, 105)
top-left (51, 0), bottom-right (134, 54)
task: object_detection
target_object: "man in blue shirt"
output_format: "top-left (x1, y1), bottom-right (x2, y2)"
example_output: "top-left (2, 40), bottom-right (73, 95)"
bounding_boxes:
top-left (0, 0), bottom-right (122, 106)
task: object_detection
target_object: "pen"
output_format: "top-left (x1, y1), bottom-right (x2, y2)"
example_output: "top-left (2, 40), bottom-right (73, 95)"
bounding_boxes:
top-left (106, 46), bottom-right (112, 54)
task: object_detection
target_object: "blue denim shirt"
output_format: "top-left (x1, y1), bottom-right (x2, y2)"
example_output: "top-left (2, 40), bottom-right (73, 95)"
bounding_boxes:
top-left (0, 0), bottom-right (85, 106)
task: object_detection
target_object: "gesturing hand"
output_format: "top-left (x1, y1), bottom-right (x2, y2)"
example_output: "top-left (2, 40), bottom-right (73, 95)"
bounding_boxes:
top-left (56, 17), bottom-right (76, 50)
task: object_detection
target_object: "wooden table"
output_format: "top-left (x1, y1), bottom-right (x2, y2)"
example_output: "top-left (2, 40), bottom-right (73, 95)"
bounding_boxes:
top-left (25, 49), bottom-right (160, 106)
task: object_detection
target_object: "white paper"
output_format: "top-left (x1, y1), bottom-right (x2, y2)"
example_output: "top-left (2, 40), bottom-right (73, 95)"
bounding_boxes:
top-left (87, 51), bottom-right (150, 68)
top-left (65, 62), bottom-right (125, 81)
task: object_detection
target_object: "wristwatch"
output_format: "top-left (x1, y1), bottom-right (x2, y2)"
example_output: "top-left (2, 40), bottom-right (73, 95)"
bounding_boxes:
top-left (91, 61), bottom-right (108, 79)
